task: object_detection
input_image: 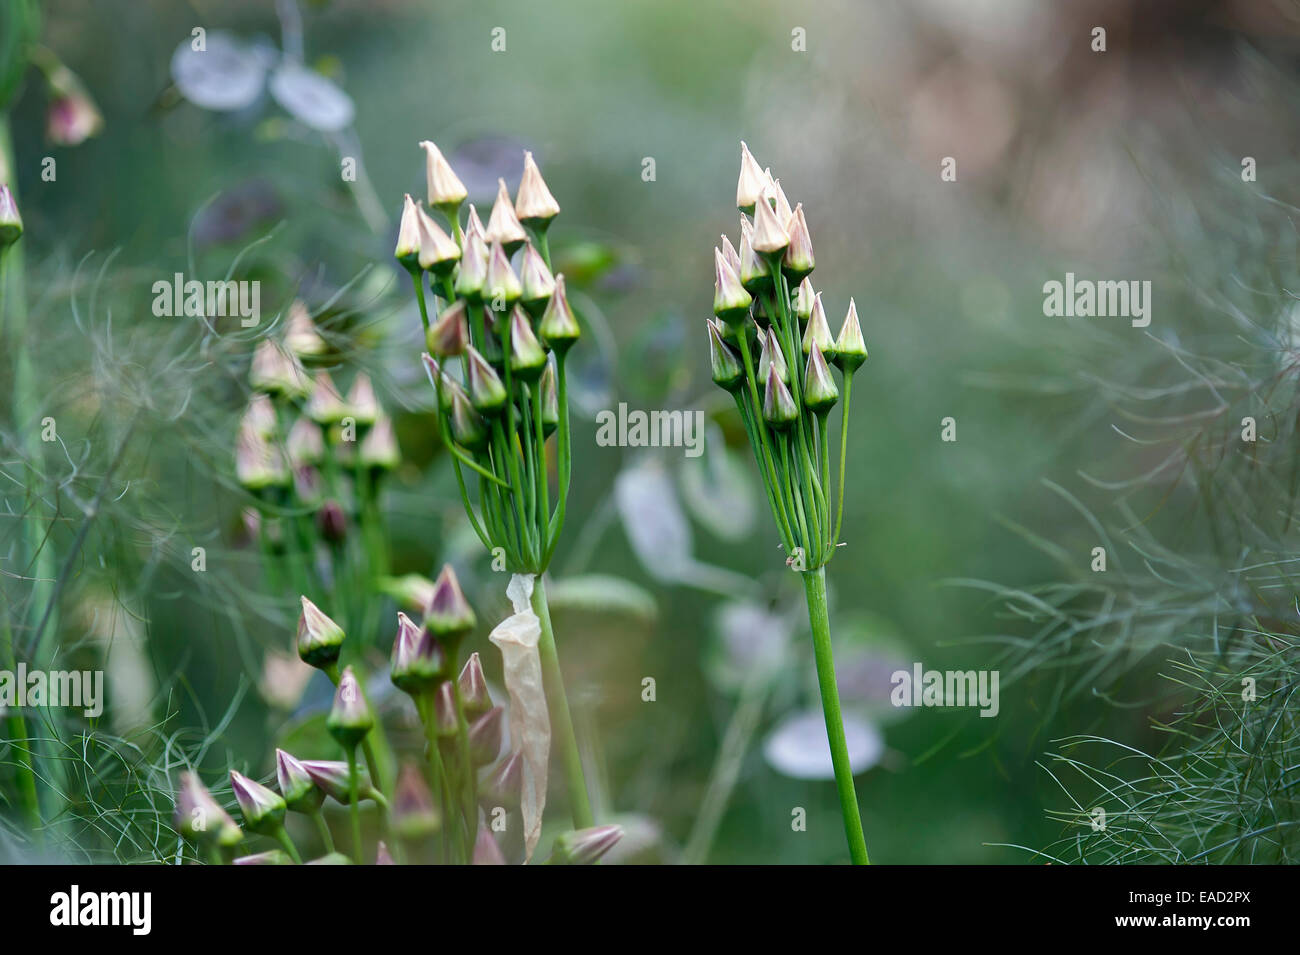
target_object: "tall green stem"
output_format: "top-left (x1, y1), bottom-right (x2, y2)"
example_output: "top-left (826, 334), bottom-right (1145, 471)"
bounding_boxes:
top-left (802, 567), bottom-right (869, 864)
top-left (530, 577), bottom-right (594, 827)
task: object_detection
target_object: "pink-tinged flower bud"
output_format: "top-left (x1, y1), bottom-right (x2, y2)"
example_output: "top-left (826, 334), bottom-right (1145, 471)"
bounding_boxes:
top-left (44, 65), bottom-right (103, 147)
top-left (792, 277), bottom-right (815, 326)
top-left (448, 385), bottom-right (489, 451)
top-left (294, 465), bottom-right (323, 506)
top-left (750, 186), bottom-right (791, 256)
top-left (420, 141), bottom-right (468, 218)
top-left (509, 306), bottom-right (547, 381)
top-left (306, 852), bottom-right (353, 865)
top-left (803, 344), bottom-right (839, 416)
top-left (433, 681), bottom-right (459, 739)
top-left (538, 274), bottom-right (581, 355)
top-left (519, 242), bottom-right (556, 316)
top-left (0, 185), bottom-right (22, 249)
top-left (305, 370), bottom-right (349, 425)
top-left (391, 764), bottom-right (441, 840)
top-left (738, 216), bottom-right (771, 294)
top-left (464, 345), bottom-right (508, 416)
top-left (360, 414), bottom-right (400, 471)
top-left (473, 827), bottom-right (508, 865)
top-left (242, 393), bottom-right (277, 439)
top-left (327, 665), bottom-right (375, 748)
top-left (390, 611), bottom-right (447, 694)
top-left (782, 203), bottom-right (815, 283)
top-left (378, 574), bottom-right (437, 614)
top-left (229, 769), bottom-right (287, 835)
top-left (297, 596), bottom-right (345, 670)
top-left (454, 228), bottom-right (489, 300)
top-left (233, 850), bottom-right (293, 865)
top-left (394, 194), bottom-right (423, 272)
top-left (174, 771), bottom-right (243, 848)
top-left (375, 841), bottom-right (395, 865)
top-left (285, 299), bottom-right (327, 358)
top-left (300, 760), bottom-right (384, 805)
top-left (833, 298), bottom-right (868, 372)
top-left (463, 203), bottom-right (486, 246)
top-left (481, 750), bottom-right (524, 810)
top-left (760, 327), bottom-right (789, 386)
top-left (713, 247), bottom-right (752, 325)
top-left (347, 373), bottom-right (380, 428)
top-left (484, 177), bottom-right (527, 255)
top-left (762, 363), bottom-right (798, 431)
top-left (426, 565), bottom-right (476, 640)
top-left (765, 170), bottom-right (793, 223)
top-left (515, 151), bottom-right (561, 229)
top-left (250, 339), bottom-right (311, 399)
top-left (458, 652), bottom-right (492, 720)
top-left (236, 420), bottom-right (290, 491)
top-left (417, 203), bottom-right (461, 275)
top-left (316, 499), bottom-right (347, 543)
top-left (484, 240), bottom-right (522, 307)
top-left (719, 233), bottom-right (741, 275)
top-left (736, 141), bottom-right (766, 214)
top-left (468, 705), bottom-right (504, 766)
top-left (551, 824), bottom-right (624, 865)
top-left (801, 291), bottom-right (835, 358)
top-left (539, 357), bottom-right (559, 438)
top-left (426, 300), bottom-right (469, 359)
top-left (276, 748), bottom-right (324, 813)
top-left (708, 321), bottom-right (744, 393)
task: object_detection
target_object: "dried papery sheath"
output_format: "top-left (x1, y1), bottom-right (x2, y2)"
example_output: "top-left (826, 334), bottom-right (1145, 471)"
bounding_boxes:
top-left (327, 665), bottom-right (375, 748)
top-left (489, 574), bottom-right (550, 861)
top-left (736, 141), bottom-right (766, 213)
top-left (285, 299), bottom-right (327, 358)
top-left (481, 750), bottom-right (524, 811)
top-left (174, 771), bottom-right (243, 848)
top-left (391, 764), bottom-right (441, 839)
top-left (455, 228), bottom-right (489, 300)
top-left (465, 345), bottom-right (508, 416)
top-left (509, 306), bottom-right (547, 381)
top-left (417, 203), bottom-right (461, 275)
top-left (762, 363), bottom-right (798, 430)
top-left (551, 824), bottom-right (624, 865)
top-left (782, 203), bottom-right (815, 283)
top-left (485, 177), bottom-right (528, 254)
top-left (305, 370), bottom-right (349, 425)
top-left (801, 292), bottom-right (835, 357)
top-left (300, 760), bottom-right (383, 804)
top-left (347, 373), bottom-right (379, 427)
top-left (519, 242), bottom-right (556, 316)
top-left (458, 651), bottom-right (492, 719)
top-left (421, 140), bottom-right (468, 217)
top-left (750, 185), bottom-right (790, 255)
top-left (229, 770), bottom-right (287, 834)
top-left (0, 185), bottom-right (22, 248)
top-left (713, 247), bottom-right (752, 325)
top-left (803, 344), bottom-right (839, 415)
top-left (360, 414), bottom-right (400, 470)
top-left (833, 298), bottom-right (868, 372)
top-left (394, 193), bottom-right (422, 272)
top-left (297, 596), bottom-right (345, 670)
top-left (468, 706), bottom-right (505, 766)
top-left (484, 240), bottom-right (522, 306)
top-left (515, 151), bottom-right (561, 228)
top-left (276, 748), bottom-right (324, 812)
top-left (708, 321), bottom-right (745, 393)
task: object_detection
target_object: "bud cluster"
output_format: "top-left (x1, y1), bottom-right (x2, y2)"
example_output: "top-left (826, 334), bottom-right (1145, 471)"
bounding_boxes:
top-left (398, 143), bottom-right (577, 574)
top-left (710, 142), bottom-right (869, 571)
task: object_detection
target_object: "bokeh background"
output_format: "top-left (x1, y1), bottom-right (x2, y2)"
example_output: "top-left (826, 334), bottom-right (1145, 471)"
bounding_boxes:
top-left (3, 0), bottom-right (1299, 863)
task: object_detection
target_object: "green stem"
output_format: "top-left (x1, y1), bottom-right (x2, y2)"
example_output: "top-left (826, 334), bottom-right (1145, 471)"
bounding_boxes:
top-left (531, 577), bottom-right (594, 827)
top-left (311, 809), bottom-right (335, 854)
top-left (833, 371), bottom-right (853, 546)
top-left (274, 824), bottom-right (303, 864)
top-left (801, 567), bottom-right (869, 864)
top-left (346, 746), bottom-right (362, 861)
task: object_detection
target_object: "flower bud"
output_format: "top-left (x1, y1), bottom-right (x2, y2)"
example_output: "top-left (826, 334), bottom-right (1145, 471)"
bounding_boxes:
top-left (736, 141), bottom-right (766, 214)
top-left (481, 750), bottom-right (524, 811)
top-left (347, 373), bottom-right (380, 428)
top-left (465, 345), bottom-right (508, 416)
top-left (433, 681), bottom-right (459, 739)
top-left (229, 769), bottom-right (287, 835)
top-left (285, 300), bottom-right (327, 358)
top-left (473, 827), bottom-right (508, 865)
top-left (391, 764), bottom-right (441, 840)
top-left (417, 204), bottom-right (461, 275)
top-left (394, 193), bottom-right (422, 272)
top-left (276, 748), bottom-right (324, 813)
top-left (297, 596), bottom-right (345, 670)
top-left (484, 240), bottom-right (522, 307)
top-left (458, 652), bottom-right (492, 720)
top-left (516, 151), bottom-right (561, 228)
top-left (300, 760), bottom-right (383, 804)
top-left (306, 852), bottom-right (353, 865)
top-left (468, 705), bottom-right (504, 766)
top-left (508, 306), bottom-right (547, 381)
top-left (738, 217), bottom-right (771, 294)
top-left (762, 364), bottom-right (798, 431)
top-left (294, 465), bottom-right (323, 506)
top-left (519, 243), bottom-right (556, 316)
top-left (234, 850), bottom-right (293, 865)
top-left (420, 141), bottom-right (468, 218)
top-left (801, 292), bottom-right (835, 357)
top-left (538, 274), bottom-right (581, 355)
top-left (449, 386), bottom-right (489, 451)
top-left (463, 203), bottom-right (486, 246)
top-left (454, 228), bottom-right (489, 300)
top-left (378, 574), bottom-right (437, 614)
top-left (44, 65), bottom-right (103, 146)
top-left (174, 771), bottom-right (243, 848)
top-left (236, 422), bottom-right (290, 491)
top-left (327, 665), bottom-right (375, 748)
top-left (485, 178), bottom-right (527, 255)
top-left (719, 233), bottom-right (741, 275)
top-left (360, 414), bottom-right (400, 471)
top-left (539, 358), bottom-right (559, 437)
top-left (782, 203), bottom-right (815, 283)
top-left (250, 339), bottom-right (311, 399)
top-left (708, 321), bottom-right (744, 393)
top-left (242, 393), bottom-right (277, 439)
top-left (551, 824), bottom-right (624, 865)
top-left (305, 371), bottom-right (349, 425)
top-left (833, 298), bottom-right (868, 372)
top-left (803, 344), bottom-right (839, 415)
top-left (761, 327), bottom-right (789, 386)
top-left (0, 185), bottom-right (23, 249)
top-left (391, 611), bottom-right (448, 694)
top-left (426, 564), bottom-right (477, 640)
top-left (376, 841), bottom-right (395, 865)
top-left (750, 186), bottom-right (790, 256)
top-left (792, 277), bottom-right (815, 326)
top-left (316, 499), bottom-right (348, 543)
top-left (713, 247), bottom-right (752, 325)
top-left (766, 171), bottom-right (793, 224)
top-left (426, 300), bottom-right (469, 358)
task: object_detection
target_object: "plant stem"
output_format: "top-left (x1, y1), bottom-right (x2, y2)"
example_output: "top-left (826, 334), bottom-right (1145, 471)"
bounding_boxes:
top-left (274, 824), bottom-right (303, 863)
top-left (346, 746), bottom-right (362, 861)
top-left (311, 809), bottom-right (335, 853)
top-left (530, 576), bottom-right (594, 828)
top-left (801, 567), bottom-right (870, 864)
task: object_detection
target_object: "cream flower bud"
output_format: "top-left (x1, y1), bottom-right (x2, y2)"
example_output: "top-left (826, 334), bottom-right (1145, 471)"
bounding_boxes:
top-left (736, 141), bottom-right (766, 213)
top-left (760, 327), bottom-right (789, 385)
top-left (235, 421), bottom-right (290, 491)
top-left (242, 393), bottom-right (276, 439)
top-left (484, 240), bottom-right (522, 307)
top-left (250, 339), bottom-right (310, 398)
top-left (359, 414), bottom-right (400, 470)
top-left (285, 300), bottom-right (327, 358)
top-left (719, 233), bottom-right (741, 275)
top-left (454, 228), bottom-right (489, 300)
top-left (803, 344), bottom-right (839, 415)
top-left (713, 247), bottom-right (752, 325)
top-left (465, 345), bottom-right (508, 415)
top-left (509, 306), bottom-right (547, 381)
top-left (229, 769), bottom-right (287, 835)
top-left (297, 596), bottom-right (345, 670)
top-left (420, 140), bottom-right (468, 214)
top-left (551, 824), bottom-right (625, 865)
top-left (833, 298), bottom-right (869, 372)
top-left (762, 363), bottom-right (798, 431)
top-left (484, 178), bottom-right (527, 255)
top-left (327, 665), bottom-right (375, 748)
top-left (458, 652), bottom-right (492, 720)
top-left (764, 170), bottom-right (793, 225)
top-left (276, 748), bottom-right (324, 813)
top-left (347, 373), bottom-right (379, 427)
top-left (538, 273), bottom-right (581, 354)
top-left (449, 386), bottom-right (488, 451)
top-left (463, 203), bottom-right (486, 246)
top-left (782, 203), bottom-right (815, 283)
top-left (286, 416), bottom-right (324, 468)
top-left (738, 216), bottom-right (772, 294)
top-left (708, 320), bottom-right (744, 393)
top-left (394, 194), bottom-right (422, 272)
top-left (305, 370), bottom-right (349, 425)
top-left (801, 292), bottom-right (835, 357)
top-left (792, 277), bottom-right (816, 325)
top-left (519, 242), bottom-right (556, 316)
top-left (515, 150), bottom-right (561, 228)
top-left (300, 760), bottom-right (383, 805)
top-left (426, 564), bottom-right (477, 641)
top-left (750, 187), bottom-right (790, 256)
top-left (416, 204), bottom-right (461, 275)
